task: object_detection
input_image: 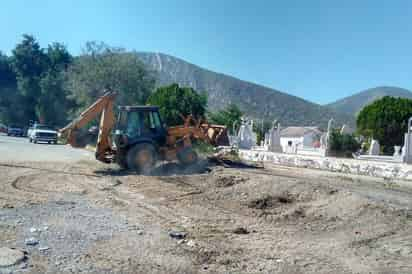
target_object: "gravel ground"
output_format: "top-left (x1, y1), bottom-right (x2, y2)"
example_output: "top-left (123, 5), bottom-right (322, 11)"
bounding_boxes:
top-left (1, 145), bottom-right (412, 273)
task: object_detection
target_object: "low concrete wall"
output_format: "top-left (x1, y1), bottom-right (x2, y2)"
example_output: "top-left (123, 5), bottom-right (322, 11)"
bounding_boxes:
top-left (239, 149), bottom-right (412, 181)
top-left (296, 147), bottom-right (326, 157)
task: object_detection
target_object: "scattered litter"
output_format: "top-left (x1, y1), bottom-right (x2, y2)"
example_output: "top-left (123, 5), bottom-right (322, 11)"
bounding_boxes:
top-left (136, 230), bottom-right (144, 235)
top-left (169, 231), bottom-right (187, 239)
top-left (186, 240), bottom-right (196, 247)
top-left (177, 239), bottom-right (186, 245)
top-left (128, 225), bottom-right (138, 230)
top-left (29, 227), bottom-right (39, 233)
top-left (25, 237), bottom-right (39, 246)
top-left (38, 246), bottom-right (50, 252)
top-left (43, 226), bottom-right (49, 231)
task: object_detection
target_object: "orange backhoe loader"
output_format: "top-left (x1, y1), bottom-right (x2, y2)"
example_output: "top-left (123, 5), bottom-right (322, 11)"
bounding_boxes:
top-left (60, 91), bottom-right (229, 172)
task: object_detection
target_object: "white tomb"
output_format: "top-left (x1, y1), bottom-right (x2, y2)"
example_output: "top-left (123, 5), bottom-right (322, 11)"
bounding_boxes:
top-left (237, 119), bottom-right (257, 149)
top-left (369, 139), bottom-right (380, 155)
top-left (267, 121), bottom-right (282, 153)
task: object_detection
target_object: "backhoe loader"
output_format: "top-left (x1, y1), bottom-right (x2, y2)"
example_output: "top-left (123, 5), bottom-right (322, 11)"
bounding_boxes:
top-left (60, 91), bottom-right (229, 172)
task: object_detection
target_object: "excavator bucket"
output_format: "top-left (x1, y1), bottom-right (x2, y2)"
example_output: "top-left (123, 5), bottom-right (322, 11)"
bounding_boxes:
top-left (203, 124), bottom-right (230, 146)
top-left (167, 116), bottom-right (230, 146)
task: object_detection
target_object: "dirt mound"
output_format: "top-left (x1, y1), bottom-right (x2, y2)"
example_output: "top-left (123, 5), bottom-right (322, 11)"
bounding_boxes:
top-left (215, 175), bottom-right (248, 187)
top-left (248, 194), bottom-right (294, 209)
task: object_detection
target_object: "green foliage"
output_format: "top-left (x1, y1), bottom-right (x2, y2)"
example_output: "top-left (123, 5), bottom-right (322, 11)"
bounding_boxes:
top-left (46, 42), bottom-right (72, 71)
top-left (0, 52), bottom-right (22, 124)
top-left (1, 37), bottom-right (154, 128)
top-left (252, 120), bottom-right (272, 145)
top-left (3, 35), bottom-right (73, 126)
top-left (193, 140), bottom-right (215, 155)
top-left (37, 43), bottom-right (74, 125)
top-left (11, 34), bottom-right (48, 122)
top-left (357, 96), bottom-right (412, 153)
top-left (38, 70), bottom-right (75, 126)
top-left (329, 129), bottom-right (360, 157)
top-left (208, 104), bottom-right (243, 134)
top-left (147, 83), bottom-right (207, 126)
top-left (66, 41), bottom-right (155, 112)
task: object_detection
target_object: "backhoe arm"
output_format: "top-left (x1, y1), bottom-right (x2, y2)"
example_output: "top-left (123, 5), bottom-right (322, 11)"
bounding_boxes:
top-left (60, 91), bottom-right (117, 162)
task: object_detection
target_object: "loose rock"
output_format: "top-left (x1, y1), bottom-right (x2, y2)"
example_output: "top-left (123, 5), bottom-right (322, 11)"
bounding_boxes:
top-left (38, 246), bottom-right (50, 252)
top-left (169, 231), bottom-right (187, 239)
top-left (0, 247), bottom-right (25, 267)
top-left (233, 227), bottom-right (250, 234)
top-left (25, 237), bottom-right (39, 246)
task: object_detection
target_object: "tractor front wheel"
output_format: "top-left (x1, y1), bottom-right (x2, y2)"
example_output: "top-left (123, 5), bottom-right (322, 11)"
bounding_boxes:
top-left (126, 143), bottom-right (157, 174)
top-left (177, 147), bottom-right (198, 166)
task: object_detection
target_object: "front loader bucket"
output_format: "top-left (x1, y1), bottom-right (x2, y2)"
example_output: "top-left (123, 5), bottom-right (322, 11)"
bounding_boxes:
top-left (205, 126), bottom-right (230, 146)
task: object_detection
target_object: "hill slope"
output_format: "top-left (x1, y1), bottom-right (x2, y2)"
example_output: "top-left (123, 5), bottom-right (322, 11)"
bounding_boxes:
top-left (137, 52), bottom-right (353, 128)
top-left (327, 86), bottom-right (412, 115)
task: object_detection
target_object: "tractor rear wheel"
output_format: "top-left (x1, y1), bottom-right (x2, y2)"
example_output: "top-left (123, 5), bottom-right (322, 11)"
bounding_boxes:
top-left (177, 147), bottom-right (198, 166)
top-left (126, 143), bottom-right (157, 173)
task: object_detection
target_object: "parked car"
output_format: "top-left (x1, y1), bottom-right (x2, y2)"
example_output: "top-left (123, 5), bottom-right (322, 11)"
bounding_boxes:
top-left (7, 125), bottom-right (24, 137)
top-left (28, 124), bottom-right (58, 144)
top-left (0, 124), bottom-right (7, 134)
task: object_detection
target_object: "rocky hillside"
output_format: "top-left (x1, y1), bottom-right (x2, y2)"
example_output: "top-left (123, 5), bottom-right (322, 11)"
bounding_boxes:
top-left (326, 86), bottom-right (412, 116)
top-left (137, 52), bottom-right (354, 128)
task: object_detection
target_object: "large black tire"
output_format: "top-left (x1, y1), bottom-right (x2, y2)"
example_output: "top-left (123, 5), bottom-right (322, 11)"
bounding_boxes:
top-left (116, 148), bottom-right (129, 170)
top-left (177, 147), bottom-right (198, 166)
top-left (126, 143), bottom-right (157, 173)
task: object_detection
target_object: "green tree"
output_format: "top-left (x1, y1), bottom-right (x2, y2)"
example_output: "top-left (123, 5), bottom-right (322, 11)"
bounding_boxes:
top-left (208, 104), bottom-right (243, 134)
top-left (329, 129), bottom-right (360, 157)
top-left (46, 42), bottom-right (72, 71)
top-left (12, 34), bottom-right (48, 123)
top-left (66, 41), bottom-right (155, 113)
top-left (37, 43), bottom-right (73, 126)
top-left (357, 96), bottom-right (412, 153)
top-left (253, 120), bottom-right (272, 145)
top-left (147, 83), bottom-right (207, 126)
top-left (0, 52), bottom-right (22, 124)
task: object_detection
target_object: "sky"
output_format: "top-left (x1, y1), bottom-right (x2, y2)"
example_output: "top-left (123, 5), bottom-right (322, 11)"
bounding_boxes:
top-left (1, 0), bottom-right (411, 104)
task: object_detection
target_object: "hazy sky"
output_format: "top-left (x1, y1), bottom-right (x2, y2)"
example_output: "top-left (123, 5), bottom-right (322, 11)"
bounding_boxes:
top-left (1, 0), bottom-right (411, 104)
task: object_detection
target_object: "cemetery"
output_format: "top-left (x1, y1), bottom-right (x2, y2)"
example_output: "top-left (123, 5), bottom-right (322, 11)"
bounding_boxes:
top-left (229, 117), bottom-right (412, 180)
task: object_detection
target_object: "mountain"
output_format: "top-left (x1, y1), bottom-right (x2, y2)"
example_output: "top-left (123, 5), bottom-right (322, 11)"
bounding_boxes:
top-left (326, 86), bottom-right (412, 116)
top-left (137, 52), bottom-right (354, 128)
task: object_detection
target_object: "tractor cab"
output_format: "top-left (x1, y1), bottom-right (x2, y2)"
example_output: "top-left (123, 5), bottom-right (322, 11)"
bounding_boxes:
top-left (114, 106), bottom-right (167, 149)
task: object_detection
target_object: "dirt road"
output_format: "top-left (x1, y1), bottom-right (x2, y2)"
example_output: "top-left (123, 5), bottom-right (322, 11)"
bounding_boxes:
top-left (1, 136), bottom-right (412, 273)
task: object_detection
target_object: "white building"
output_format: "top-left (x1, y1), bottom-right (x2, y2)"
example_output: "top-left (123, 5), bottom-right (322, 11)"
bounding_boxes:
top-left (280, 127), bottom-right (322, 153)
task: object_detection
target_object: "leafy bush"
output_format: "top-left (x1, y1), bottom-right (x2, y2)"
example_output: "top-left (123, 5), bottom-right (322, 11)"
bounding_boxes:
top-left (357, 96), bottom-right (412, 154)
top-left (208, 104), bottom-right (243, 135)
top-left (147, 83), bottom-right (207, 126)
top-left (193, 140), bottom-right (215, 155)
top-left (253, 120), bottom-right (272, 145)
top-left (329, 130), bottom-right (360, 157)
